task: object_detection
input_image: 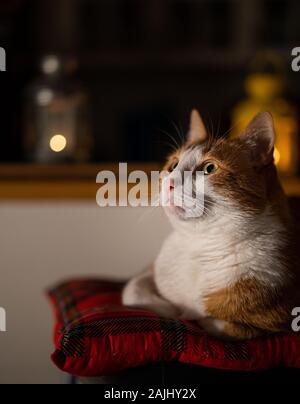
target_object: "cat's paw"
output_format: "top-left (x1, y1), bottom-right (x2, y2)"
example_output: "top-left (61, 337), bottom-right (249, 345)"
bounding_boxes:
top-left (178, 309), bottom-right (200, 321)
top-left (198, 318), bottom-right (227, 336)
top-left (145, 302), bottom-right (180, 318)
top-left (124, 300), bottom-right (180, 319)
top-left (122, 280), bottom-right (179, 318)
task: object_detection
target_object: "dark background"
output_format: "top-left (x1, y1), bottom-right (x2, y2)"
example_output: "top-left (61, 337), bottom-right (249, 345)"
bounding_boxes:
top-left (1, 0), bottom-right (300, 162)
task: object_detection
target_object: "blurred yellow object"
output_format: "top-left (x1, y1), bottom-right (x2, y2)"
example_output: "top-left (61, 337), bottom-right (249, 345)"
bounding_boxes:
top-left (245, 73), bottom-right (283, 101)
top-left (274, 147), bottom-right (281, 165)
top-left (232, 70), bottom-right (298, 177)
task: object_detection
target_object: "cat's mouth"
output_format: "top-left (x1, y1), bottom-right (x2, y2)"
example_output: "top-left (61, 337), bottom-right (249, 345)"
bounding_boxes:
top-left (166, 204), bottom-right (186, 216)
top-left (163, 190), bottom-right (214, 221)
top-left (164, 197), bottom-right (208, 220)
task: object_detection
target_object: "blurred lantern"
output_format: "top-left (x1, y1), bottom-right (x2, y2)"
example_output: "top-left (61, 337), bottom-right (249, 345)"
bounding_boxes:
top-left (232, 52), bottom-right (298, 177)
top-left (24, 55), bottom-right (93, 163)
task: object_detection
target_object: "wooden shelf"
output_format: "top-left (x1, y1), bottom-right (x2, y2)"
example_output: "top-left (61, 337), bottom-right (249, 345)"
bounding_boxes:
top-left (0, 163), bottom-right (161, 200)
top-left (0, 164), bottom-right (299, 200)
top-left (0, 163), bottom-right (161, 180)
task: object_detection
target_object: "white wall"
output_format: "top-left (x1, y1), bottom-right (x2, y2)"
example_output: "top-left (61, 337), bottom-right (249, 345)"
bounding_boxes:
top-left (0, 202), bottom-right (171, 384)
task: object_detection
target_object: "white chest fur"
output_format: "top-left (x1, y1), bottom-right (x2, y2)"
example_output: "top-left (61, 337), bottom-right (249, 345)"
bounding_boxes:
top-left (154, 210), bottom-right (286, 320)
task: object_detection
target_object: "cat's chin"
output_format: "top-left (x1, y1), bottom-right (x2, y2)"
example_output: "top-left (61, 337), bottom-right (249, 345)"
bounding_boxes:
top-left (167, 205), bottom-right (185, 216)
top-left (164, 205), bottom-right (204, 221)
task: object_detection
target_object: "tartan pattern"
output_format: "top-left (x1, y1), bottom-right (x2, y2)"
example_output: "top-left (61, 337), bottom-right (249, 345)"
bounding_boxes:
top-left (49, 279), bottom-right (251, 360)
top-left (161, 319), bottom-right (188, 360)
top-left (50, 279), bottom-right (124, 328)
top-left (61, 317), bottom-right (164, 358)
top-left (48, 279), bottom-right (300, 376)
top-left (50, 280), bottom-right (193, 359)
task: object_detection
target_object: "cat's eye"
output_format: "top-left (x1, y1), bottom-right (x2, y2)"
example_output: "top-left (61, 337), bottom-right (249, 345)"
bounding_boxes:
top-left (170, 161), bottom-right (179, 171)
top-left (203, 162), bottom-right (219, 175)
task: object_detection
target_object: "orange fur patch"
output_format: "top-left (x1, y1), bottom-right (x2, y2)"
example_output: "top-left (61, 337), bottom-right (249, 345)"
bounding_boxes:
top-left (204, 277), bottom-right (298, 340)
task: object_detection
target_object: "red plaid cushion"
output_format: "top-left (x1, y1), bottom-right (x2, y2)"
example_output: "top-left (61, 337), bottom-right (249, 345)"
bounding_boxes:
top-left (48, 279), bottom-right (300, 377)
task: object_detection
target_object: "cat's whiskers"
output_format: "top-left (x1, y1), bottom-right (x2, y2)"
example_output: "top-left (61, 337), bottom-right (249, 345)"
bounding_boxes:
top-left (207, 114), bottom-right (215, 139)
top-left (170, 120), bottom-right (185, 145)
top-left (179, 192), bottom-right (215, 218)
top-left (155, 139), bottom-right (178, 153)
top-left (216, 113), bottom-right (222, 139)
top-left (221, 119), bottom-right (242, 139)
top-left (137, 194), bottom-right (161, 223)
top-left (159, 128), bottom-right (182, 150)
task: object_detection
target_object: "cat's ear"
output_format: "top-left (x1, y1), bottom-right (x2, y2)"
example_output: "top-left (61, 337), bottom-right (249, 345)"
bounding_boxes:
top-left (188, 109), bottom-right (208, 143)
top-left (242, 112), bottom-right (275, 167)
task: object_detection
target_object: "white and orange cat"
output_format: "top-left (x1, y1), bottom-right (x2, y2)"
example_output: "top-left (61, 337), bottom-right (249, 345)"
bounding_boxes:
top-left (122, 110), bottom-right (299, 340)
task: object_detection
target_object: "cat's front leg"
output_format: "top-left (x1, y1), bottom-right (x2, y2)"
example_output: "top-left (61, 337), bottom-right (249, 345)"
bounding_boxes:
top-left (122, 267), bottom-right (180, 318)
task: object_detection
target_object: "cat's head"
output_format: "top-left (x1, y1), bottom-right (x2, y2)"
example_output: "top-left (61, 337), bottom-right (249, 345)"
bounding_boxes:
top-left (161, 110), bottom-right (284, 226)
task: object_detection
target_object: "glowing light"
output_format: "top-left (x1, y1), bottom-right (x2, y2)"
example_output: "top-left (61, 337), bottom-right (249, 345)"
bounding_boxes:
top-left (42, 56), bottom-right (59, 75)
top-left (274, 147), bottom-right (280, 165)
top-left (50, 135), bottom-right (67, 153)
top-left (36, 88), bottom-right (54, 106)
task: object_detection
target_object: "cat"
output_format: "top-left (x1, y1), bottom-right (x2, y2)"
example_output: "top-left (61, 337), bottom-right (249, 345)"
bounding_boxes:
top-left (122, 110), bottom-right (299, 340)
